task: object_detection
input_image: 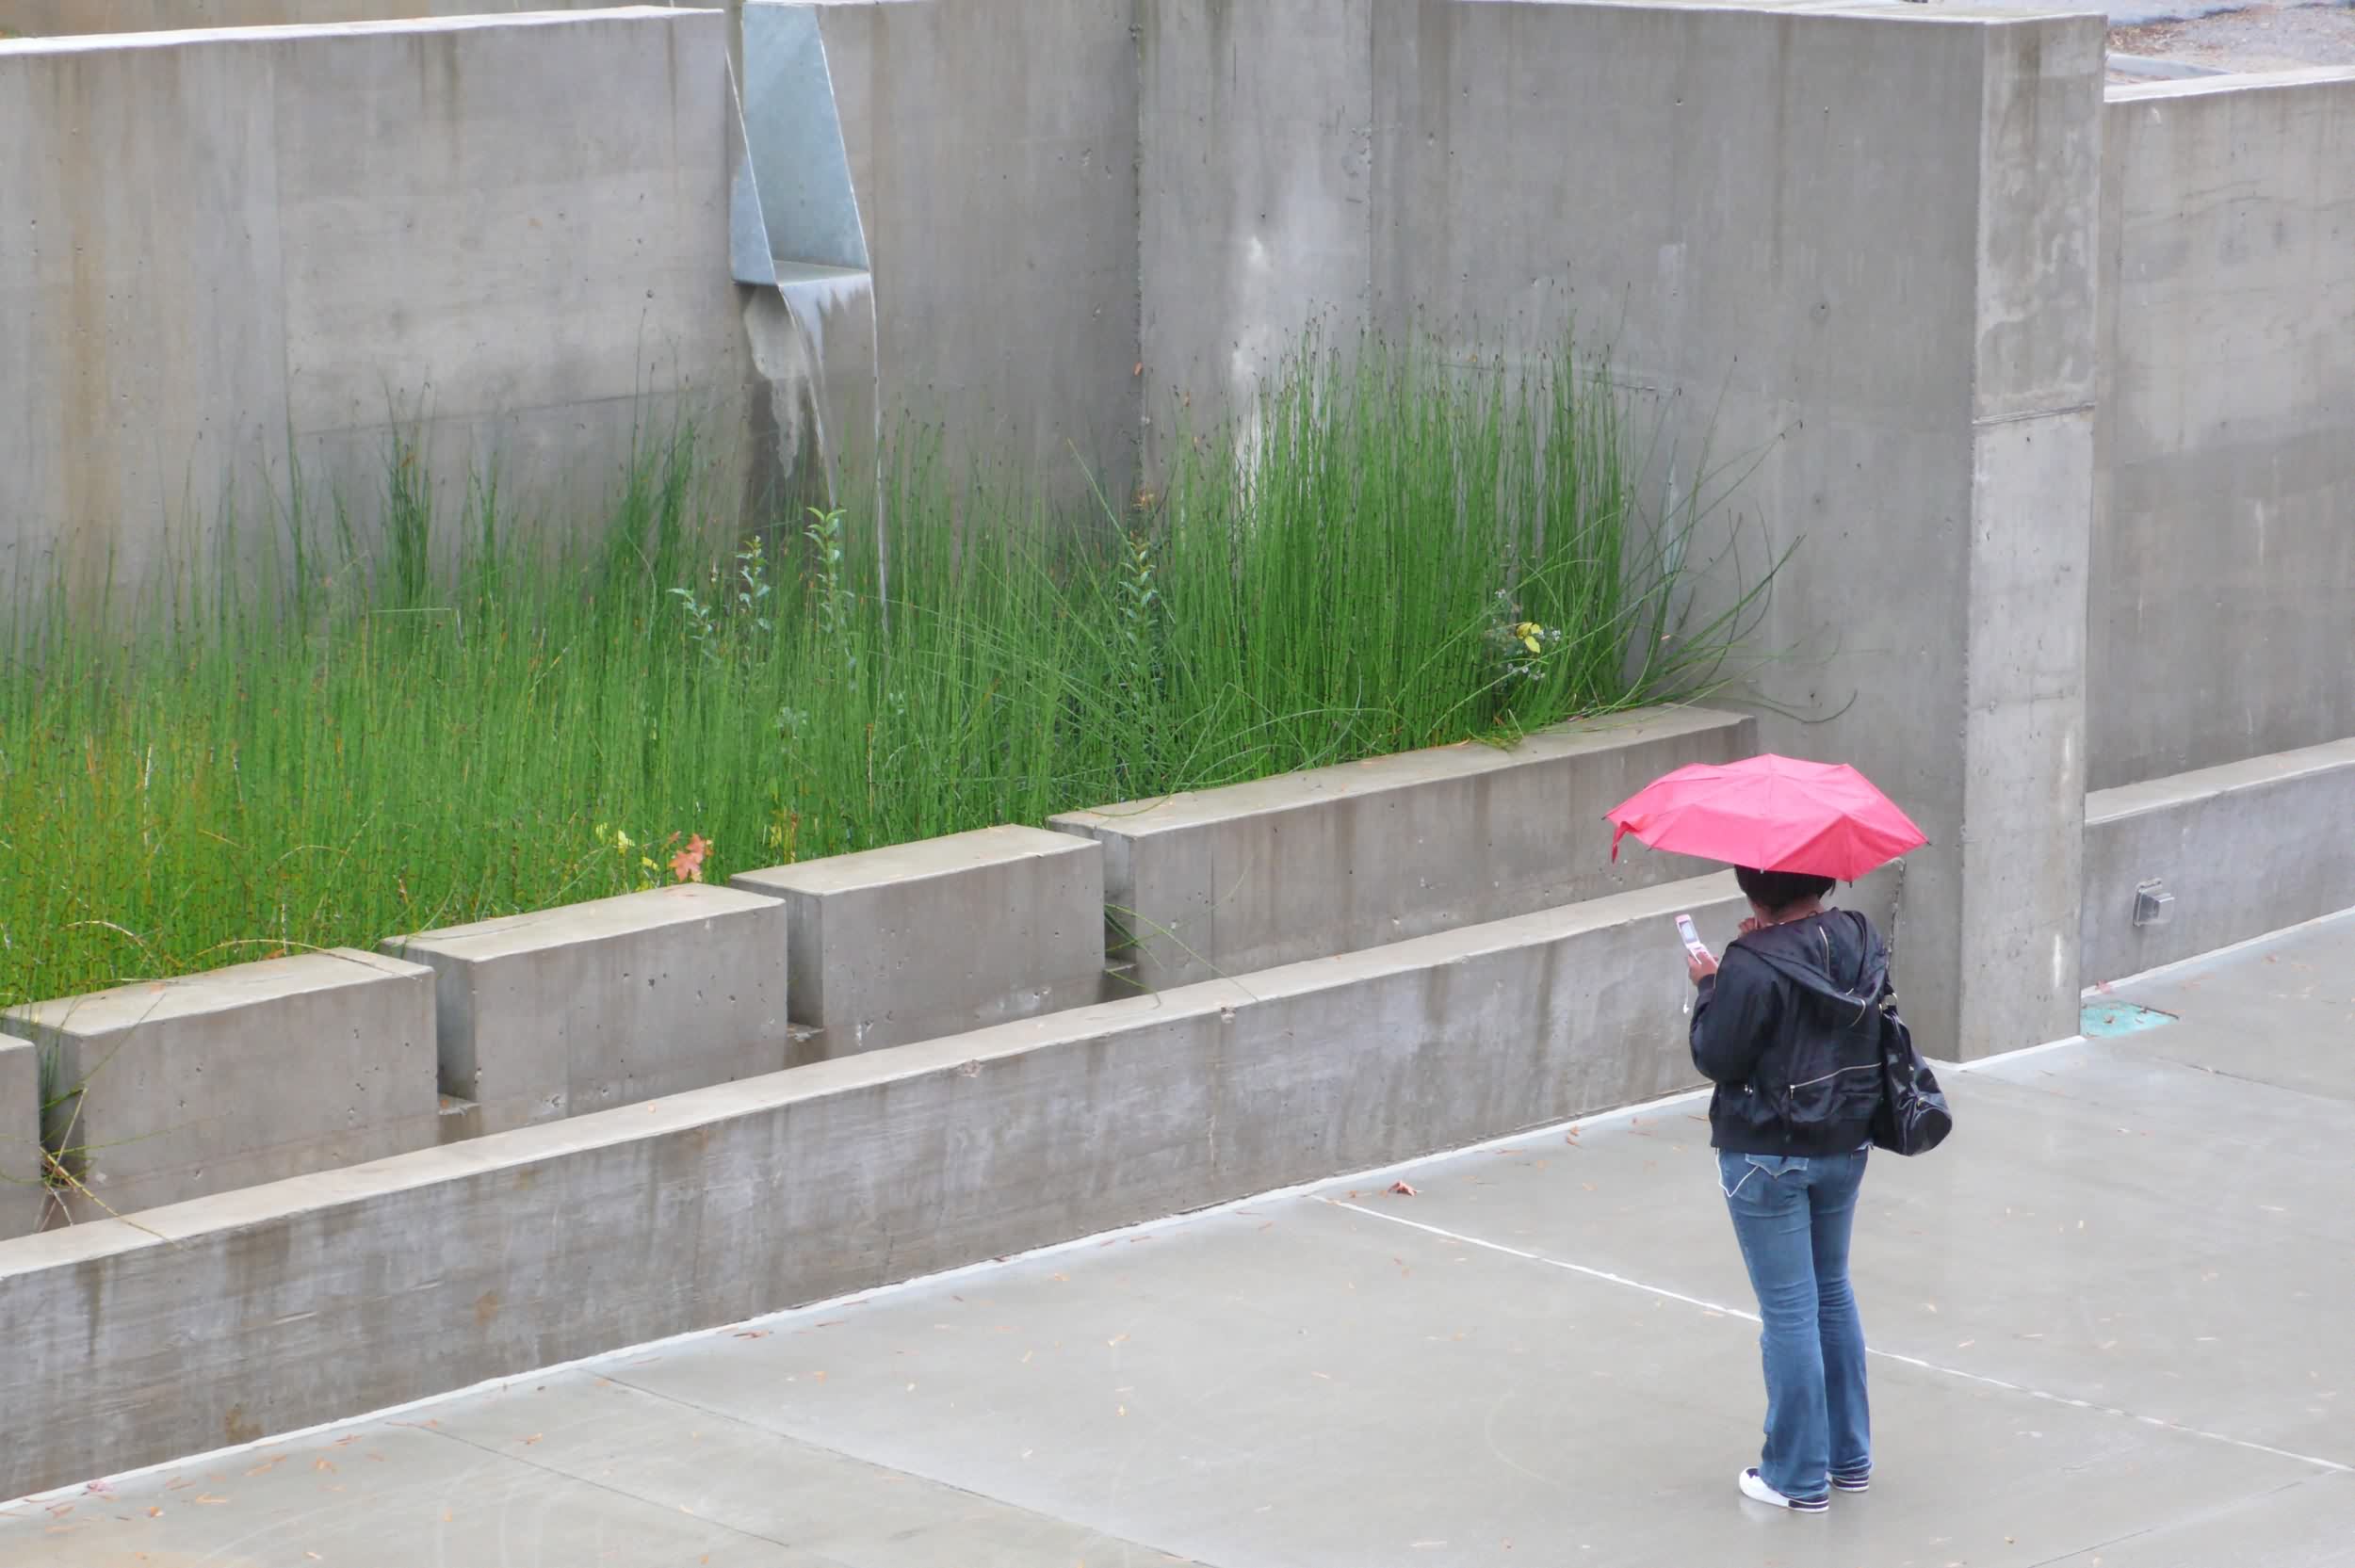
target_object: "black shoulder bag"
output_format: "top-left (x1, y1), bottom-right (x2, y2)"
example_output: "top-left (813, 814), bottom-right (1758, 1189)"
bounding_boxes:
top-left (1868, 982), bottom-right (1953, 1156)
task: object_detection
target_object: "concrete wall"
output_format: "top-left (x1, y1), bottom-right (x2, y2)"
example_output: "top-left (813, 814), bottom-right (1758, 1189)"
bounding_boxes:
top-left (3, 949), bottom-right (439, 1223)
top-left (730, 826), bottom-right (1107, 1059)
top-left (0, 1037), bottom-right (43, 1240)
top-left (0, 8), bottom-right (747, 606)
top-left (1136, 0), bottom-right (1371, 453)
top-left (1052, 707), bottom-right (1751, 991)
top-left (2082, 738), bottom-right (2355, 985)
top-left (385, 884), bottom-right (793, 1139)
top-left (0, 870), bottom-right (1741, 1499)
top-left (0, 1), bottom-right (653, 33)
top-left (1140, 0), bottom-right (2105, 1060)
top-left (2091, 70), bottom-right (2355, 790)
top-left (806, 0), bottom-right (1142, 507)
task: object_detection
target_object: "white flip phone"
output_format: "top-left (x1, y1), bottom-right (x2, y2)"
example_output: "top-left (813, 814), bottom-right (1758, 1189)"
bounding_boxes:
top-left (1675, 913), bottom-right (1711, 962)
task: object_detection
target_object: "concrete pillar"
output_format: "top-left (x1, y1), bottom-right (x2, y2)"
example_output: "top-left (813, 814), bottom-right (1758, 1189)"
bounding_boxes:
top-left (1947, 17), bottom-right (2102, 1057)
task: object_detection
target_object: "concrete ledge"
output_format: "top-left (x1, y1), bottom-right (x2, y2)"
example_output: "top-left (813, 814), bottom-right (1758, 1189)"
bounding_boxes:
top-left (3, 949), bottom-right (438, 1223)
top-left (730, 826), bottom-right (1106, 1058)
top-left (0, 1037), bottom-right (42, 1240)
top-left (385, 885), bottom-right (792, 1138)
top-left (2082, 738), bottom-right (2355, 983)
top-left (1049, 707), bottom-right (1752, 991)
top-left (0, 872), bottom-right (1741, 1498)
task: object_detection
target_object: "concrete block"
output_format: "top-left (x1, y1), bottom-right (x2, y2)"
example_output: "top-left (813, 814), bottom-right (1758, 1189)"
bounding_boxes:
top-left (2, 949), bottom-right (437, 1222)
top-left (1050, 707), bottom-right (1752, 992)
top-left (2082, 738), bottom-right (2355, 985)
top-left (384, 884), bottom-right (794, 1139)
top-left (0, 871), bottom-right (1742, 1498)
top-left (730, 826), bottom-right (1104, 1058)
top-left (0, 1035), bottom-right (45, 1240)
top-left (2091, 70), bottom-right (2355, 788)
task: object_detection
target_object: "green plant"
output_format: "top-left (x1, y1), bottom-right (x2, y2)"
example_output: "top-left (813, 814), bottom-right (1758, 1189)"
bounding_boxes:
top-left (0, 330), bottom-right (1781, 1010)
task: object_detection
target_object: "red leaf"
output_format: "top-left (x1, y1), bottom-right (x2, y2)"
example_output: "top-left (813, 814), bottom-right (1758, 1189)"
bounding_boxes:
top-left (1388, 1181), bottom-right (1418, 1197)
top-left (669, 833), bottom-right (711, 883)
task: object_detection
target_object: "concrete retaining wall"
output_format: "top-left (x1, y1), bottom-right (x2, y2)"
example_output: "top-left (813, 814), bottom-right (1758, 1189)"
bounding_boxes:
top-left (385, 885), bottom-right (793, 1139)
top-left (730, 825), bottom-right (1107, 1059)
top-left (0, 8), bottom-right (746, 607)
top-left (0, 1), bottom-right (631, 33)
top-left (804, 0), bottom-right (1142, 505)
top-left (1139, 0), bottom-right (2105, 1061)
top-left (2091, 69), bottom-right (2355, 790)
top-left (3, 949), bottom-right (439, 1223)
top-left (2081, 738), bottom-right (2355, 985)
top-left (0, 1037), bottom-right (42, 1240)
top-left (0, 871), bottom-right (1741, 1498)
top-left (1050, 707), bottom-right (1751, 991)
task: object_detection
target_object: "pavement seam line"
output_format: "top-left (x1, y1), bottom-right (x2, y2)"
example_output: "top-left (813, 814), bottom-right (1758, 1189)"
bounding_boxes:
top-left (1326, 1198), bottom-right (2355, 1478)
top-left (597, 1371), bottom-right (1224, 1568)
top-left (419, 1420), bottom-right (811, 1556)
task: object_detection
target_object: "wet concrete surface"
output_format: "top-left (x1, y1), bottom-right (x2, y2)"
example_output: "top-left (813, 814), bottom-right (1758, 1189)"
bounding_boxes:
top-left (7, 913), bottom-right (2352, 1566)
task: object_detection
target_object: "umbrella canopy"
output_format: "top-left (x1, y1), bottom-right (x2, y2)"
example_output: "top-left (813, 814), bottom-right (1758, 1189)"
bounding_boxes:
top-left (1604, 753), bottom-right (1926, 882)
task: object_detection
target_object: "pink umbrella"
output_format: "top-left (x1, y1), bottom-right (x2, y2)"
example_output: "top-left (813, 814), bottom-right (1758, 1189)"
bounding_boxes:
top-left (1604, 754), bottom-right (1926, 881)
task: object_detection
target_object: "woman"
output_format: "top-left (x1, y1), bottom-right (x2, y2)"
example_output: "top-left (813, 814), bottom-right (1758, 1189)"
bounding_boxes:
top-left (1685, 865), bottom-right (1892, 1513)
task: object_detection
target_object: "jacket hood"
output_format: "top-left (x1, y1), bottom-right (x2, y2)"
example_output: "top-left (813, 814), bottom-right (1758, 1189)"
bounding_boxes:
top-left (1731, 908), bottom-right (1888, 1010)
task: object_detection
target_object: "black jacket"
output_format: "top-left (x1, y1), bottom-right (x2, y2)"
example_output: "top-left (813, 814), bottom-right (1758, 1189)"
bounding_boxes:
top-left (1689, 909), bottom-right (1890, 1156)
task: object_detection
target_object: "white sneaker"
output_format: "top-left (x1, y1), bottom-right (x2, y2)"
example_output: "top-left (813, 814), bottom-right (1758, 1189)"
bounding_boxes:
top-left (1739, 1468), bottom-right (1829, 1512)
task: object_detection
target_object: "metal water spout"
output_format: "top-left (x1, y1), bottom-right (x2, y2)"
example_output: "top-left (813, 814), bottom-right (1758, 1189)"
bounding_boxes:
top-left (730, 4), bottom-right (885, 598)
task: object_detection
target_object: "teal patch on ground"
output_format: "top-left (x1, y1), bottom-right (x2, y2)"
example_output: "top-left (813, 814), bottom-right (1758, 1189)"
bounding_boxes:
top-left (2082, 997), bottom-right (2179, 1036)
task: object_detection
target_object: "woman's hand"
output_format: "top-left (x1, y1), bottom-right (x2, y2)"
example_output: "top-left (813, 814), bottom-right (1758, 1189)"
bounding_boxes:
top-left (1687, 947), bottom-right (1718, 985)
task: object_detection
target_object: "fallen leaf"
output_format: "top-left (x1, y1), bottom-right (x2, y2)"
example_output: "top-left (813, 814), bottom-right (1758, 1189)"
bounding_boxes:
top-left (1389, 1181), bottom-right (1419, 1197)
top-left (194, 1495), bottom-right (229, 1506)
top-left (520, 1434), bottom-right (543, 1447)
top-left (1107, 1334), bottom-right (1129, 1348)
top-left (669, 832), bottom-right (712, 883)
top-left (314, 1459), bottom-right (336, 1474)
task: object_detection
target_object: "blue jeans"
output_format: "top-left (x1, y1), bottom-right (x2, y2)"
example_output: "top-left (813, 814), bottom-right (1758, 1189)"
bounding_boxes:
top-left (1717, 1149), bottom-right (1872, 1501)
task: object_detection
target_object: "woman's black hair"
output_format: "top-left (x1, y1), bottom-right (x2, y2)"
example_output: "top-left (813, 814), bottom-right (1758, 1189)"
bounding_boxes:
top-left (1733, 865), bottom-right (1837, 913)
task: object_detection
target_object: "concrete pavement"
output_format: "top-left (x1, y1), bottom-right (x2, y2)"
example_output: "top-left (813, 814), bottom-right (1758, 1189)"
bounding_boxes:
top-left (8, 912), bottom-right (2352, 1566)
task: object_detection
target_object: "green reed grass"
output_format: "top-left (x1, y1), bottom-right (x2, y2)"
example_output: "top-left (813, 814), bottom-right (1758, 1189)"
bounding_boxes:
top-left (0, 331), bottom-right (1781, 1010)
